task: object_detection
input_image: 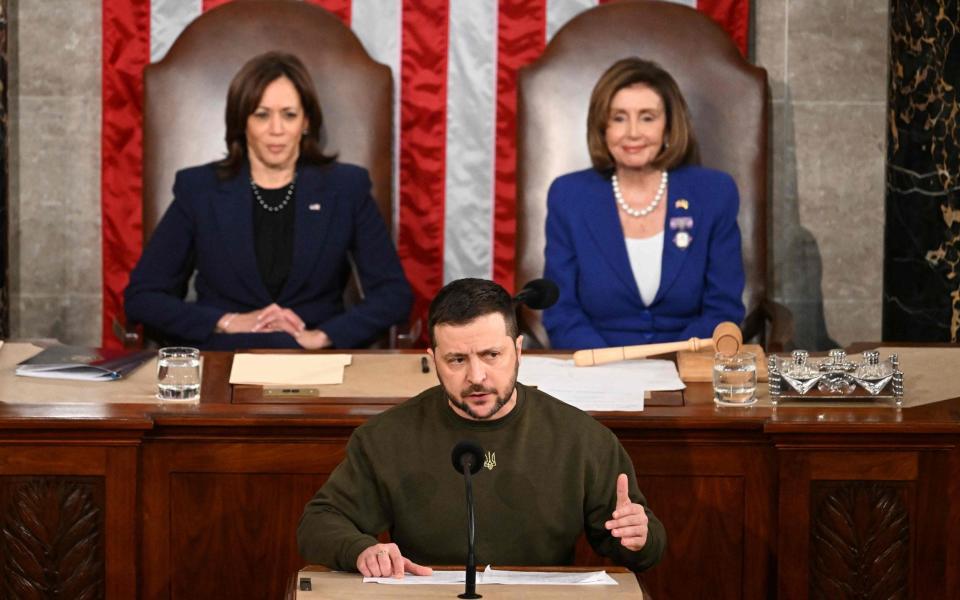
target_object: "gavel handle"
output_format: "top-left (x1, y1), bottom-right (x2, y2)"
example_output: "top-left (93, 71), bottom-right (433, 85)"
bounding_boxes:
top-left (573, 337), bottom-right (712, 367)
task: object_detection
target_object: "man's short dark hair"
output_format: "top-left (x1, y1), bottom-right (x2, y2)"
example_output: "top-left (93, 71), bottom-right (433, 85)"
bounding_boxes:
top-left (428, 278), bottom-right (518, 347)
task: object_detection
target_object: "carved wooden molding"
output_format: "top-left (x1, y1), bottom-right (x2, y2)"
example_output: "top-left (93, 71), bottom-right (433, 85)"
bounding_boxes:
top-left (810, 481), bottom-right (909, 599)
top-left (0, 477), bottom-right (105, 599)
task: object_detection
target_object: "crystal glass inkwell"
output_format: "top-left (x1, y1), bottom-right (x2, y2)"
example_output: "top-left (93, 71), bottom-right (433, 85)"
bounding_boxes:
top-left (768, 349), bottom-right (904, 407)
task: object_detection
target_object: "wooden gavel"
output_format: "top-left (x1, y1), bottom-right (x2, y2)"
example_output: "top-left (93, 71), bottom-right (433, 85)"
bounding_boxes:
top-left (572, 322), bottom-right (743, 367)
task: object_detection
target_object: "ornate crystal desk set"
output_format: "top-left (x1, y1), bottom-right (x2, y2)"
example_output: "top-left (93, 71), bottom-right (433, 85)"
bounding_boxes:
top-left (767, 350), bottom-right (904, 407)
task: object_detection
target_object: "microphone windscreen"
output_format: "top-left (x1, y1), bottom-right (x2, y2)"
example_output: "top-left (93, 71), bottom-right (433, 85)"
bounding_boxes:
top-left (515, 278), bottom-right (559, 310)
top-left (451, 440), bottom-right (485, 475)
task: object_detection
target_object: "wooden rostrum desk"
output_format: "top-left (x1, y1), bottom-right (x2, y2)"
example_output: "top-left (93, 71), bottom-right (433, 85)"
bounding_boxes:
top-left (1, 344), bottom-right (959, 599)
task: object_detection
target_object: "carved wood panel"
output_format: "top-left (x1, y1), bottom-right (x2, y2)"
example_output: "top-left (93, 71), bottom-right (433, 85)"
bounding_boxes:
top-left (0, 476), bottom-right (105, 600)
top-left (810, 481), bottom-right (910, 600)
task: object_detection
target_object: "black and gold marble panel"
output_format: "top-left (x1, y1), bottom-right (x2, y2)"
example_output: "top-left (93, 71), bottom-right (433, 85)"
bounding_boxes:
top-left (884, 0), bottom-right (960, 341)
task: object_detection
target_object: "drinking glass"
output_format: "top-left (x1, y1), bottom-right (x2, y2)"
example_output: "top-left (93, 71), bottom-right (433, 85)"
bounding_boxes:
top-left (713, 351), bottom-right (757, 406)
top-left (156, 347), bottom-right (201, 403)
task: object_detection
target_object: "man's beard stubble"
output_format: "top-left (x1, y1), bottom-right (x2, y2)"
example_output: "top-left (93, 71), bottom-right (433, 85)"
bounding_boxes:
top-left (444, 358), bottom-right (519, 421)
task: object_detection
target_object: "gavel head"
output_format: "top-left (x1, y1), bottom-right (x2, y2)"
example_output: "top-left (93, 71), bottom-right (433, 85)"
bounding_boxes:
top-left (712, 322), bottom-right (742, 356)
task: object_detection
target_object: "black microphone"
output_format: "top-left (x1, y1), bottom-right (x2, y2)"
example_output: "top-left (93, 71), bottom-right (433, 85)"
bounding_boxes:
top-left (513, 278), bottom-right (559, 310)
top-left (451, 441), bottom-right (484, 599)
top-left (452, 440), bottom-right (484, 475)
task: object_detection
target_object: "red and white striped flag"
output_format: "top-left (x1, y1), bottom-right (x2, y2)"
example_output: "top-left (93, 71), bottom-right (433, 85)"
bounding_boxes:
top-left (101, 0), bottom-right (749, 347)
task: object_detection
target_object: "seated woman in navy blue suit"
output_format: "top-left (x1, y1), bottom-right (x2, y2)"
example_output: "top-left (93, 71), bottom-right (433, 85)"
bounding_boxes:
top-left (125, 52), bottom-right (413, 350)
top-left (543, 58), bottom-right (745, 350)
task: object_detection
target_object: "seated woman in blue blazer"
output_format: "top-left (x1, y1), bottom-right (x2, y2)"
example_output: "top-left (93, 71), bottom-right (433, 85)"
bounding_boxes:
top-left (125, 52), bottom-right (413, 350)
top-left (544, 57), bottom-right (745, 350)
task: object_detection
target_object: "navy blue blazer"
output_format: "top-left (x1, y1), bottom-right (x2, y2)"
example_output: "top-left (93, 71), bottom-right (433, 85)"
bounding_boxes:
top-left (543, 165), bottom-right (745, 350)
top-left (124, 161), bottom-right (413, 350)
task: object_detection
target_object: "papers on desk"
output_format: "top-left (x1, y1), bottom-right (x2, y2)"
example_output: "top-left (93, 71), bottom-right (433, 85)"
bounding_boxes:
top-left (519, 356), bottom-right (685, 412)
top-left (14, 345), bottom-right (154, 382)
top-left (364, 565), bottom-right (617, 585)
top-left (228, 353), bottom-right (352, 386)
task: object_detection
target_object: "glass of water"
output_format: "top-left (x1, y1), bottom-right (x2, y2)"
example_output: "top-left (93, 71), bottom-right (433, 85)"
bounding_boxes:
top-left (713, 351), bottom-right (757, 406)
top-left (157, 347), bottom-right (201, 403)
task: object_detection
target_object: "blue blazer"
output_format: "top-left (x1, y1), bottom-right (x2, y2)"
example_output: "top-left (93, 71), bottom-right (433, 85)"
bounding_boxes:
top-left (543, 165), bottom-right (745, 350)
top-left (124, 161), bottom-right (413, 350)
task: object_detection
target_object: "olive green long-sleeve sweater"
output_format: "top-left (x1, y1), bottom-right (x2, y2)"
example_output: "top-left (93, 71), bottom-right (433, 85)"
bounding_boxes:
top-left (297, 383), bottom-right (666, 572)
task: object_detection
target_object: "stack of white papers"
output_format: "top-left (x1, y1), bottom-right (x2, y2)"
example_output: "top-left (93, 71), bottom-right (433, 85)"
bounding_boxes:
top-left (518, 356), bottom-right (685, 412)
top-left (364, 565), bottom-right (617, 585)
top-left (229, 354), bottom-right (352, 386)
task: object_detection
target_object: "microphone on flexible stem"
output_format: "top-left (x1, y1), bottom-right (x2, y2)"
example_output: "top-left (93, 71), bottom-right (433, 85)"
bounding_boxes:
top-left (451, 441), bottom-right (485, 599)
top-left (513, 278), bottom-right (559, 310)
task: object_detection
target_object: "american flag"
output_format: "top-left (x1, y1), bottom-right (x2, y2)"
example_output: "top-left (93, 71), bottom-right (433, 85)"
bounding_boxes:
top-left (101, 0), bottom-right (749, 347)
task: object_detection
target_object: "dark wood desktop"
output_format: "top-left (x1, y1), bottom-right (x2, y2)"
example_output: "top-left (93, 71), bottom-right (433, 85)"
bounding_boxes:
top-left (1, 349), bottom-right (958, 599)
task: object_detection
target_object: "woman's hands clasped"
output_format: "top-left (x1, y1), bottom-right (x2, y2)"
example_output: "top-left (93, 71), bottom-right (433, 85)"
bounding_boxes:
top-left (216, 303), bottom-right (331, 349)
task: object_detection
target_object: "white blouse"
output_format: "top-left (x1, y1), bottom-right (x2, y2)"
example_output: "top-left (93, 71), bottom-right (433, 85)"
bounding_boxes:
top-left (624, 232), bottom-right (664, 306)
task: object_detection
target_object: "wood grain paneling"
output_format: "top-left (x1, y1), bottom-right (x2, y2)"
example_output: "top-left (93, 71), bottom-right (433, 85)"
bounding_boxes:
top-left (630, 442), bottom-right (776, 600)
top-left (141, 440), bottom-right (346, 600)
top-left (640, 474), bottom-right (745, 599)
top-left (169, 473), bottom-right (326, 599)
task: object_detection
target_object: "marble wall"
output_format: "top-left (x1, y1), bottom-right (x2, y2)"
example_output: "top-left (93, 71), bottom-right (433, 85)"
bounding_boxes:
top-left (884, 0), bottom-right (960, 341)
top-left (756, 0), bottom-right (889, 350)
top-left (8, 0), bottom-right (103, 344)
top-left (6, 0), bottom-right (889, 349)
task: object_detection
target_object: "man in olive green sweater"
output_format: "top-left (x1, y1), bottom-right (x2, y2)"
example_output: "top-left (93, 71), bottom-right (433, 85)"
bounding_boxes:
top-left (297, 278), bottom-right (666, 577)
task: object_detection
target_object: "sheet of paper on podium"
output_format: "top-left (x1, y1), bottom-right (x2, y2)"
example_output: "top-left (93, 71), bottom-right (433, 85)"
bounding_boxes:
top-left (518, 357), bottom-right (684, 412)
top-left (229, 353), bottom-right (352, 386)
top-left (364, 565), bottom-right (617, 585)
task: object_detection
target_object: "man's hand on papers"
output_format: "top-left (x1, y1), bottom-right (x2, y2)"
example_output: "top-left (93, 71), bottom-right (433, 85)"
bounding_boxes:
top-left (604, 473), bottom-right (649, 552)
top-left (357, 543), bottom-right (434, 579)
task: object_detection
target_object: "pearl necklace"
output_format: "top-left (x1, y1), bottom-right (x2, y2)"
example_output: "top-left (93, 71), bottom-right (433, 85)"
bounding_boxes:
top-left (250, 173), bottom-right (297, 213)
top-left (612, 170), bottom-right (668, 218)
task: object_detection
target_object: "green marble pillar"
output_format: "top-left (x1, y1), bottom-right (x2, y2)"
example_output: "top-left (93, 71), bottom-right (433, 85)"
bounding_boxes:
top-left (884, 0), bottom-right (960, 341)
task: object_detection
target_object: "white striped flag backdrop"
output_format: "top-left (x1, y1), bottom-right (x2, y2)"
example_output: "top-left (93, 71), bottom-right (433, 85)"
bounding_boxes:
top-left (101, 0), bottom-right (749, 347)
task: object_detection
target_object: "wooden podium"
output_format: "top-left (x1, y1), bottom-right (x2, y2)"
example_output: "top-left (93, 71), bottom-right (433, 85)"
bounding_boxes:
top-left (286, 567), bottom-right (643, 599)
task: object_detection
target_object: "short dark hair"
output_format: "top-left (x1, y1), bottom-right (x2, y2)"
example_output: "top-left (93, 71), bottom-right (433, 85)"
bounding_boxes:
top-left (428, 279), bottom-right (518, 348)
top-left (217, 51), bottom-right (336, 180)
top-left (586, 57), bottom-right (699, 172)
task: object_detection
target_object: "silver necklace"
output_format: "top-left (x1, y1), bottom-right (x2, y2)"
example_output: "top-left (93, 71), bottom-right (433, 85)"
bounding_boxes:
top-left (250, 173), bottom-right (296, 213)
top-left (612, 170), bottom-right (668, 218)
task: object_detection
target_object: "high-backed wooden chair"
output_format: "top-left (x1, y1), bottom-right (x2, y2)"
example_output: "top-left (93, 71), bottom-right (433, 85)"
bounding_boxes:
top-left (516, 0), bottom-right (792, 350)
